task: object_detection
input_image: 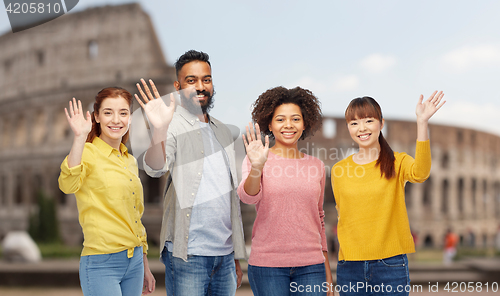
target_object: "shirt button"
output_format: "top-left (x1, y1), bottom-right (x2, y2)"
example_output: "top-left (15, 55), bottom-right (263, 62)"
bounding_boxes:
top-left (133, 192), bottom-right (135, 195)
top-left (201, 151), bottom-right (204, 154)
top-left (124, 167), bottom-right (127, 169)
top-left (198, 172), bottom-right (201, 175)
top-left (135, 221), bottom-right (138, 223)
top-left (192, 193), bottom-right (194, 196)
top-left (186, 236), bottom-right (189, 239)
top-left (187, 214), bottom-right (190, 217)
top-left (130, 179), bottom-right (132, 181)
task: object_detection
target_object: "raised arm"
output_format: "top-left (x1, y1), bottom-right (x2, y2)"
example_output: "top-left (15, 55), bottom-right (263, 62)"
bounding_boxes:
top-left (65, 98), bottom-right (92, 168)
top-left (415, 90), bottom-right (446, 141)
top-left (242, 123), bottom-right (269, 196)
top-left (135, 78), bottom-right (175, 170)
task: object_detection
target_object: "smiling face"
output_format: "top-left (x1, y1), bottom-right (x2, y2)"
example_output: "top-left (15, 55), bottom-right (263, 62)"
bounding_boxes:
top-left (347, 117), bottom-right (384, 150)
top-left (174, 60), bottom-right (214, 114)
top-left (345, 96), bottom-right (386, 151)
top-left (269, 103), bottom-right (305, 149)
top-left (95, 96), bottom-right (131, 149)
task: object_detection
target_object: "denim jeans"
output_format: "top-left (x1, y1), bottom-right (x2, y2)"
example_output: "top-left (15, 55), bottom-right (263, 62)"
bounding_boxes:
top-left (161, 247), bottom-right (236, 296)
top-left (336, 254), bottom-right (410, 296)
top-left (79, 246), bottom-right (144, 296)
top-left (248, 263), bottom-right (327, 296)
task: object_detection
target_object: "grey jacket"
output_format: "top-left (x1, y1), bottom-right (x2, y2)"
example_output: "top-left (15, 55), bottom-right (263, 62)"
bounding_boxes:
top-left (143, 106), bottom-right (247, 261)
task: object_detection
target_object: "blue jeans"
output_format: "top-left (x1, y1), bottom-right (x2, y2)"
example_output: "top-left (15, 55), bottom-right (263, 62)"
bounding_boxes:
top-left (161, 247), bottom-right (236, 296)
top-left (79, 246), bottom-right (144, 296)
top-left (248, 263), bottom-right (327, 296)
top-left (336, 254), bottom-right (410, 296)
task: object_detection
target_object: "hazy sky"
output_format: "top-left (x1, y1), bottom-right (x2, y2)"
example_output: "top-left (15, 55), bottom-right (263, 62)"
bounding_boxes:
top-left (2, 0), bottom-right (500, 136)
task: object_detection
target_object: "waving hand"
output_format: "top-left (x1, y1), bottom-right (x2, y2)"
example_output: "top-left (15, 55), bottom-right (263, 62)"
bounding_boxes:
top-left (416, 90), bottom-right (446, 123)
top-left (135, 78), bottom-right (175, 130)
top-left (242, 123), bottom-right (270, 170)
top-left (65, 98), bottom-right (92, 139)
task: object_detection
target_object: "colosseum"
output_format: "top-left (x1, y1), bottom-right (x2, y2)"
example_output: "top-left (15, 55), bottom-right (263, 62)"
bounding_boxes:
top-left (0, 3), bottom-right (499, 252)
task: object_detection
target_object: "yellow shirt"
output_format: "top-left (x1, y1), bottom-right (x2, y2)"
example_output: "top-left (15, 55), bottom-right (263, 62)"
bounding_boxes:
top-left (58, 137), bottom-right (147, 258)
top-left (332, 140), bottom-right (431, 261)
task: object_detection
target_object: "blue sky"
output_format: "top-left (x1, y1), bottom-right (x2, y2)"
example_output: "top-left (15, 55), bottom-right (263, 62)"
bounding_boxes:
top-left (2, 0), bottom-right (500, 136)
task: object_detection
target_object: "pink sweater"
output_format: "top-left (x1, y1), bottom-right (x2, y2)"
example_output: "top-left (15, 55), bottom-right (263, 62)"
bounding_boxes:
top-left (237, 152), bottom-right (328, 267)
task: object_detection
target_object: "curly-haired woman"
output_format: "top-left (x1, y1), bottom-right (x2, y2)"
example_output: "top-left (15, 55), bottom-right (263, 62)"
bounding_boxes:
top-left (237, 86), bottom-right (333, 296)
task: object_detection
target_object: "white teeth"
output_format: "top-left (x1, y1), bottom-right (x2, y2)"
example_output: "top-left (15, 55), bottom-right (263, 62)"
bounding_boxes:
top-left (282, 132), bottom-right (295, 135)
top-left (110, 127), bottom-right (121, 130)
top-left (359, 134), bottom-right (369, 140)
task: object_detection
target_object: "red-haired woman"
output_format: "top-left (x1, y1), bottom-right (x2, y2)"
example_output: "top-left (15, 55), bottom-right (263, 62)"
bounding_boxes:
top-left (331, 91), bottom-right (445, 295)
top-left (58, 87), bottom-right (155, 296)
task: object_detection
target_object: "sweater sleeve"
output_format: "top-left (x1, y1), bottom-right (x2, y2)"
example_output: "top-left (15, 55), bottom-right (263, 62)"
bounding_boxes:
top-left (237, 155), bottom-right (263, 204)
top-left (402, 140), bottom-right (432, 183)
top-left (318, 163), bottom-right (328, 251)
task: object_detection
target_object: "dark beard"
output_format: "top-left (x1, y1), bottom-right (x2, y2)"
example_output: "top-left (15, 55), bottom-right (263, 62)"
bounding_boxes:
top-left (179, 88), bottom-right (215, 115)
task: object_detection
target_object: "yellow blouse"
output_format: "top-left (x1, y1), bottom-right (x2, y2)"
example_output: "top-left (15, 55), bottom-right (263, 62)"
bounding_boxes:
top-left (58, 137), bottom-right (147, 258)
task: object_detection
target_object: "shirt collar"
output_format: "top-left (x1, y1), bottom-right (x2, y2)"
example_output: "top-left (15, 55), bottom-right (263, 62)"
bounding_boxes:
top-left (176, 105), bottom-right (217, 127)
top-left (92, 136), bottom-right (129, 156)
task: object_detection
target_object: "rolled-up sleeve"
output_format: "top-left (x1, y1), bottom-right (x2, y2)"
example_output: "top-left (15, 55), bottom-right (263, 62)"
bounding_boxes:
top-left (58, 151), bottom-right (90, 194)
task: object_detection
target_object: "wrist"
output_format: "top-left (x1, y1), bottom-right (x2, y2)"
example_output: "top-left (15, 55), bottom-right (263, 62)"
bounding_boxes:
top-left (416, 117), bottom-right (429, 125)
top-left (251, 164), bottom-right (264, 172)
top-left (73, 135), bottom-right (88, 143)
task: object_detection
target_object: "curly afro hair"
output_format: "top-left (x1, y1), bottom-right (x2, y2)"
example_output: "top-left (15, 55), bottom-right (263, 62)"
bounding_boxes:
top-left (251, 86), bottom-right (322, 140)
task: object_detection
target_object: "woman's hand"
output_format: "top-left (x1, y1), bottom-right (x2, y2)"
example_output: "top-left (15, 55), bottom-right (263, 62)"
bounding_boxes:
top-left (65, 98), bottom-right (92, 139)
top-left (135, 78), bottom-right (175, 130)
top-left (416, 90), bottom-right (446, 123)
top-left (142, 256), bottom-right (156, 295)
top-left (242, 122), bottom-right (269, 171)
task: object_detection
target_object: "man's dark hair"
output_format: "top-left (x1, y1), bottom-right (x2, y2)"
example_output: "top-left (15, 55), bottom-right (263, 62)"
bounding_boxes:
top-left (174, 50), bottom-right (211, 78)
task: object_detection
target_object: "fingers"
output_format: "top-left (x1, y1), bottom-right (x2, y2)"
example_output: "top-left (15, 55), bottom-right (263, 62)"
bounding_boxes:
top-left (73, 97), bottom-right (78, 114)
top-left (168, 93), bottom-right (176, 108)
top-left (264, 135), bottom-right (269, 149)
top-left (242, 134), bottom-right (248, 148)
top-left (136, 80), bottom-right (150, 104)
top-left (248, 122), bottom-right (256, 142)
top-left (78, 99), bottom-right (83, 115)
top-left (433, 91), bottom-right (444, 105)
top-left (426, 90), bottom-right (438, 102)
top-left (255, 123), bottom-right (262, 142)
top-left (64, 108), bottom-right (71, 121)
top-left (149, 79), bottom-right (161, 99)
top-left (140, 78), bottom-right (155, 101)
top-left (69, 99), bottom-right (75, 116)
top-left (86, 111), bottom-right (92, 122)
top-left (134, 93), bottom-right (146, 109)
top-left (417, 94), bottom-right (423, 105)
top-left (245, 124), bottom-right (252, 144)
